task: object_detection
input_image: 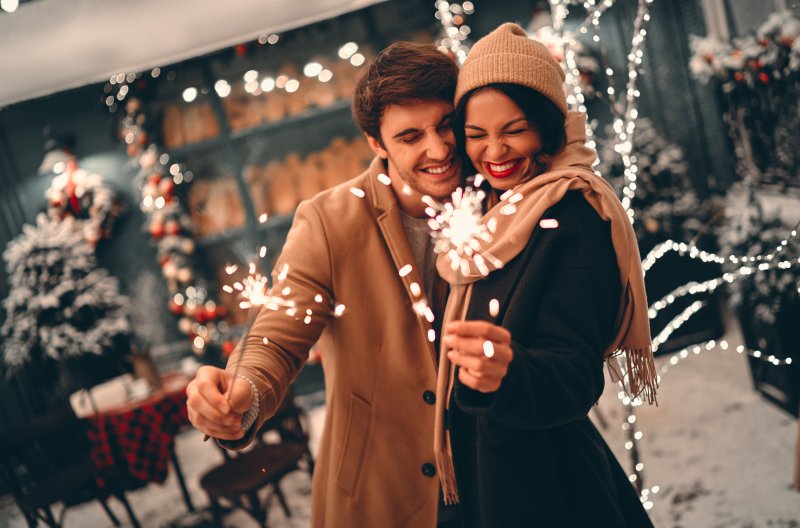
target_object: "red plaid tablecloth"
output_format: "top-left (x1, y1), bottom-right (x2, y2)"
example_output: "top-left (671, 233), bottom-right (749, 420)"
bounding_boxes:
top-left (85, 374), bottom-right (190, 488)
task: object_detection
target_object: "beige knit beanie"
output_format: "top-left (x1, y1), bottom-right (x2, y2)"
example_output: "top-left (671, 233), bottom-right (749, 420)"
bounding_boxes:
top-left (455, 22), bottom-right (568, 116)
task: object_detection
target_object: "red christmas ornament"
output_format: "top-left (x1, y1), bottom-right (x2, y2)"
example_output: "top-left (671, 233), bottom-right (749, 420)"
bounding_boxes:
top-left (222, 340), bottom-right (235, 356)
top-left (165, 220), bottom-right (181, 236)
top-left (149, 222), bottom-right (165, 239)
top-left (168, 299), bottom-right (184, 315)
top-left (127, 144), bottom-right (140, 157)
top-left (235, 43), bottom-right (248, 57)
top-left (204, 305), bottom-right (218, 321)
top-left (195, 310), bottom-right (209, 324)
top-left (148, 173), bottom-right (161, 186)
top-left (759, 72), bottom-right (770, 84)
top-left (158, 178), bottom-right (176, 197)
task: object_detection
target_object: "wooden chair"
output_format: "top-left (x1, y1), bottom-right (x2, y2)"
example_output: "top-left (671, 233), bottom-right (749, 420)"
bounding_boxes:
top-left (0, 406), bottom-right (140, 528)
top-left (199, 394), bottom-right (314, 527)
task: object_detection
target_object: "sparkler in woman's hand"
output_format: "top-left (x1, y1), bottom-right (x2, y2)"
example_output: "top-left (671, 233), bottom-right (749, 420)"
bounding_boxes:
top-left (423, 175), bottom-right (502, 279)
top-left (424, 176), bottom-right (513, 358)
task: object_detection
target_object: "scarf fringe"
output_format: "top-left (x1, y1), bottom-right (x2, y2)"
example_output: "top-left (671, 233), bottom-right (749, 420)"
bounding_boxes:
top-left (435, 441), bottom-right (460, 505)
top-left (609, 346), bottom-right (659, 406)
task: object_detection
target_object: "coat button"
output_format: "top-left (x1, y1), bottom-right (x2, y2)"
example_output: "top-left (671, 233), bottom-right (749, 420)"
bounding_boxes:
top-left (421, 463), bottom-right (436, 477)
top-left (422, 390), bottom-right (436, 405)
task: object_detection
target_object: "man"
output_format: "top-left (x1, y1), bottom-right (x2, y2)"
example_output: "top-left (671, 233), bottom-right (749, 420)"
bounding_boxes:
top-left (187, 42), bottom-right (462, 527)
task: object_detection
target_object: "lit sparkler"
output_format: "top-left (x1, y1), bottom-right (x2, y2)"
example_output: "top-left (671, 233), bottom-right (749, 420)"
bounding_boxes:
top-left (425, 178), bottom-right (509, 359)
top-left (423, 180), bottom-right (501, 279)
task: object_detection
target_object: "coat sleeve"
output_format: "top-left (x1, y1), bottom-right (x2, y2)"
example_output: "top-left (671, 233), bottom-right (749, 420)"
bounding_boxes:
top-left (454, 198), bottom-right (621, 430)
top-left (221, 200), bottom-right (333, 448)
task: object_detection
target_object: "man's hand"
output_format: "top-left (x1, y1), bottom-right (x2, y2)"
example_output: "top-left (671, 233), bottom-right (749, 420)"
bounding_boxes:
top-left (445, 320), bottom-right (513, 393)
top-left (186, 366), bottom-right (255, 440)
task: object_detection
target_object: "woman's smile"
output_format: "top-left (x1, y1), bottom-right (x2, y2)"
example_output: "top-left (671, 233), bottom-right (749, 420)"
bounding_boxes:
top-left (483, 159), bottom-right (524, 178)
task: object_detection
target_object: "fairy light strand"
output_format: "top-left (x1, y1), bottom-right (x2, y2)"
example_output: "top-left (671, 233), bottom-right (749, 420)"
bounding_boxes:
top-left (642, 225), bottom-right (800, 274)
top-left (434, 1), bottom-right (475, 64)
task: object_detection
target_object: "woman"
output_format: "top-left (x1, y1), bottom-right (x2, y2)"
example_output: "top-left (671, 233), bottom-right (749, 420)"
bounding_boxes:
top-left (432, 23), bottom-right (657, 527)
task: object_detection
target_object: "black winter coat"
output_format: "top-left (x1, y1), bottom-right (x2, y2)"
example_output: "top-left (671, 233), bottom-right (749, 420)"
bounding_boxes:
top-left (448, 191), bottom-right (654, 528)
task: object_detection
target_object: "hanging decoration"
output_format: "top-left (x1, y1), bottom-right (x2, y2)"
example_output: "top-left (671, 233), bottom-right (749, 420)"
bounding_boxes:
top-left (45, 158), bottom-right (124, 246)
top-left (689, 12), bottom-right (800, 189)
top-left (116, 96), bottom-right (227, 356)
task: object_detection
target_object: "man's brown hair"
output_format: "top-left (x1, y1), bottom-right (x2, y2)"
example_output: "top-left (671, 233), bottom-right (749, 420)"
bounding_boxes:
top-left (352, 42), bottom-right (458, 144)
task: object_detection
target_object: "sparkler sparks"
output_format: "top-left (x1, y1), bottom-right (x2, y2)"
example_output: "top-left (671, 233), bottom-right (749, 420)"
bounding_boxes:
top-left (482, 340), bottom-right (495, 358)
top-left (424, 182), bottom-right (501, 278)
top-left (489, 298), bottom-right (500, 318)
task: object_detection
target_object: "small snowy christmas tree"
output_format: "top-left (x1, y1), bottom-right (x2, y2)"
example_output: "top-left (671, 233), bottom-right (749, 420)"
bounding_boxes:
top-left (597, 117), bottom-right (715, 248)
top-left (717, 189), bottom-right (800, 325)
top-left (1, 214), bottom-right (132, 388)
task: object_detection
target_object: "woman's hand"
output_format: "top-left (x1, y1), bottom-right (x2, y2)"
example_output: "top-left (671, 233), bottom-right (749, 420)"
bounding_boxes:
top-left (445, 320), bottom-right (513, 393)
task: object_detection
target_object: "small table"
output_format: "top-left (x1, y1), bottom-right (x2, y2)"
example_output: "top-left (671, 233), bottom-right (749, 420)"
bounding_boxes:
top-left (84, 373), bottom-right (195, 511)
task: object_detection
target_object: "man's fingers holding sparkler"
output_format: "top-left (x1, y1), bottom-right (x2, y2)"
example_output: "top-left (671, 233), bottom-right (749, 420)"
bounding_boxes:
top-left (445, 320), bottom-right (513, 393)
top-left (187, 366), bottom-right (254, 440)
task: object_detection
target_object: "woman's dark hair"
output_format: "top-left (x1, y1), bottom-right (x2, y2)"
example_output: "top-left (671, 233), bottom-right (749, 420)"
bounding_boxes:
top-left (452, 83), bottom-right (567, 177)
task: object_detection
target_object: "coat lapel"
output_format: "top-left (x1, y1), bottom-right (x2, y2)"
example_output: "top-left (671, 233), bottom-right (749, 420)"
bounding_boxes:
top-left (366, 158), bottom-right (439, 371)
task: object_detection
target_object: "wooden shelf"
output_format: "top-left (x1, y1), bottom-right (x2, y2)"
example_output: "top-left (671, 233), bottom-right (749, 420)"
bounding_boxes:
top-left (196, 227), bottom-right (247, 247)
top-left (230, 99), bottom-right (352, 140)
top-left (167, 99), bottom-right (352, 159)
top-left (196, 213), bottom-right (294, 247)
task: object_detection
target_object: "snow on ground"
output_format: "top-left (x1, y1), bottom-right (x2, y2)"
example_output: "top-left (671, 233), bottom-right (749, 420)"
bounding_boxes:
top-left (2, 313), bottom-right (799, 527)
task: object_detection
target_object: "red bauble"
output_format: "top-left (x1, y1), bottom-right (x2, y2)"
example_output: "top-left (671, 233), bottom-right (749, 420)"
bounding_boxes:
top-left (759, 72), bottom-right (769, 84)
top-left (235, 43), bottom-right (248, 57)
top-left (222, 341), bottom-right (235, 356)
top-left (148, 173), bottom-right (161, 186)
top-left (127, 144), bottom-right (140, 157)
top-left (203, 305), bottom-right (218, 321)
top-left (195, 310), bottom-right (209, 324)
top-left (158, 178), bottom-right (176, 197)
top-left (149, 222), bottom-right (165, 239)
top-left (165, 220), bottom-right (181, 236)
top-left (168, 300), bottom-right (184, 315)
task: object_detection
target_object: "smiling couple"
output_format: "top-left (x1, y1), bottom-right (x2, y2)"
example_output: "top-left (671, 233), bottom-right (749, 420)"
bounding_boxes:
top-left (187, 22), bottom-right (656, 528)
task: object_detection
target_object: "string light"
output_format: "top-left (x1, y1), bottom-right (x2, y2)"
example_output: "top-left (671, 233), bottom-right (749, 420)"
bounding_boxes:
top-left (642, 225), bottom-right (800, 274)
top-left (434, 1), bottom-right (474, 64)
top-left (0, 0), bottom-right (19, 13)
top-left (550, 0), bottom-right (654, 223)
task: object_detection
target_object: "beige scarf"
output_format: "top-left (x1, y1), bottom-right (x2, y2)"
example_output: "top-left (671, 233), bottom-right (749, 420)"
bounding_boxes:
top-left (433, 112), bottom-right (658, 504)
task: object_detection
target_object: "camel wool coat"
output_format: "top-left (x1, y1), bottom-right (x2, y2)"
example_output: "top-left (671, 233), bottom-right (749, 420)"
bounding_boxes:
top-left (225, 156), bottom-right (445, 527)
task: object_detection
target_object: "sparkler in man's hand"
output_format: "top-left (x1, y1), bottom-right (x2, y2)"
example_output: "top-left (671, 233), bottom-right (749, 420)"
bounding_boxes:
top-left (202, 259), bottom-right (299, 441)
top-left (204, 254), bottom-right (346, 441)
